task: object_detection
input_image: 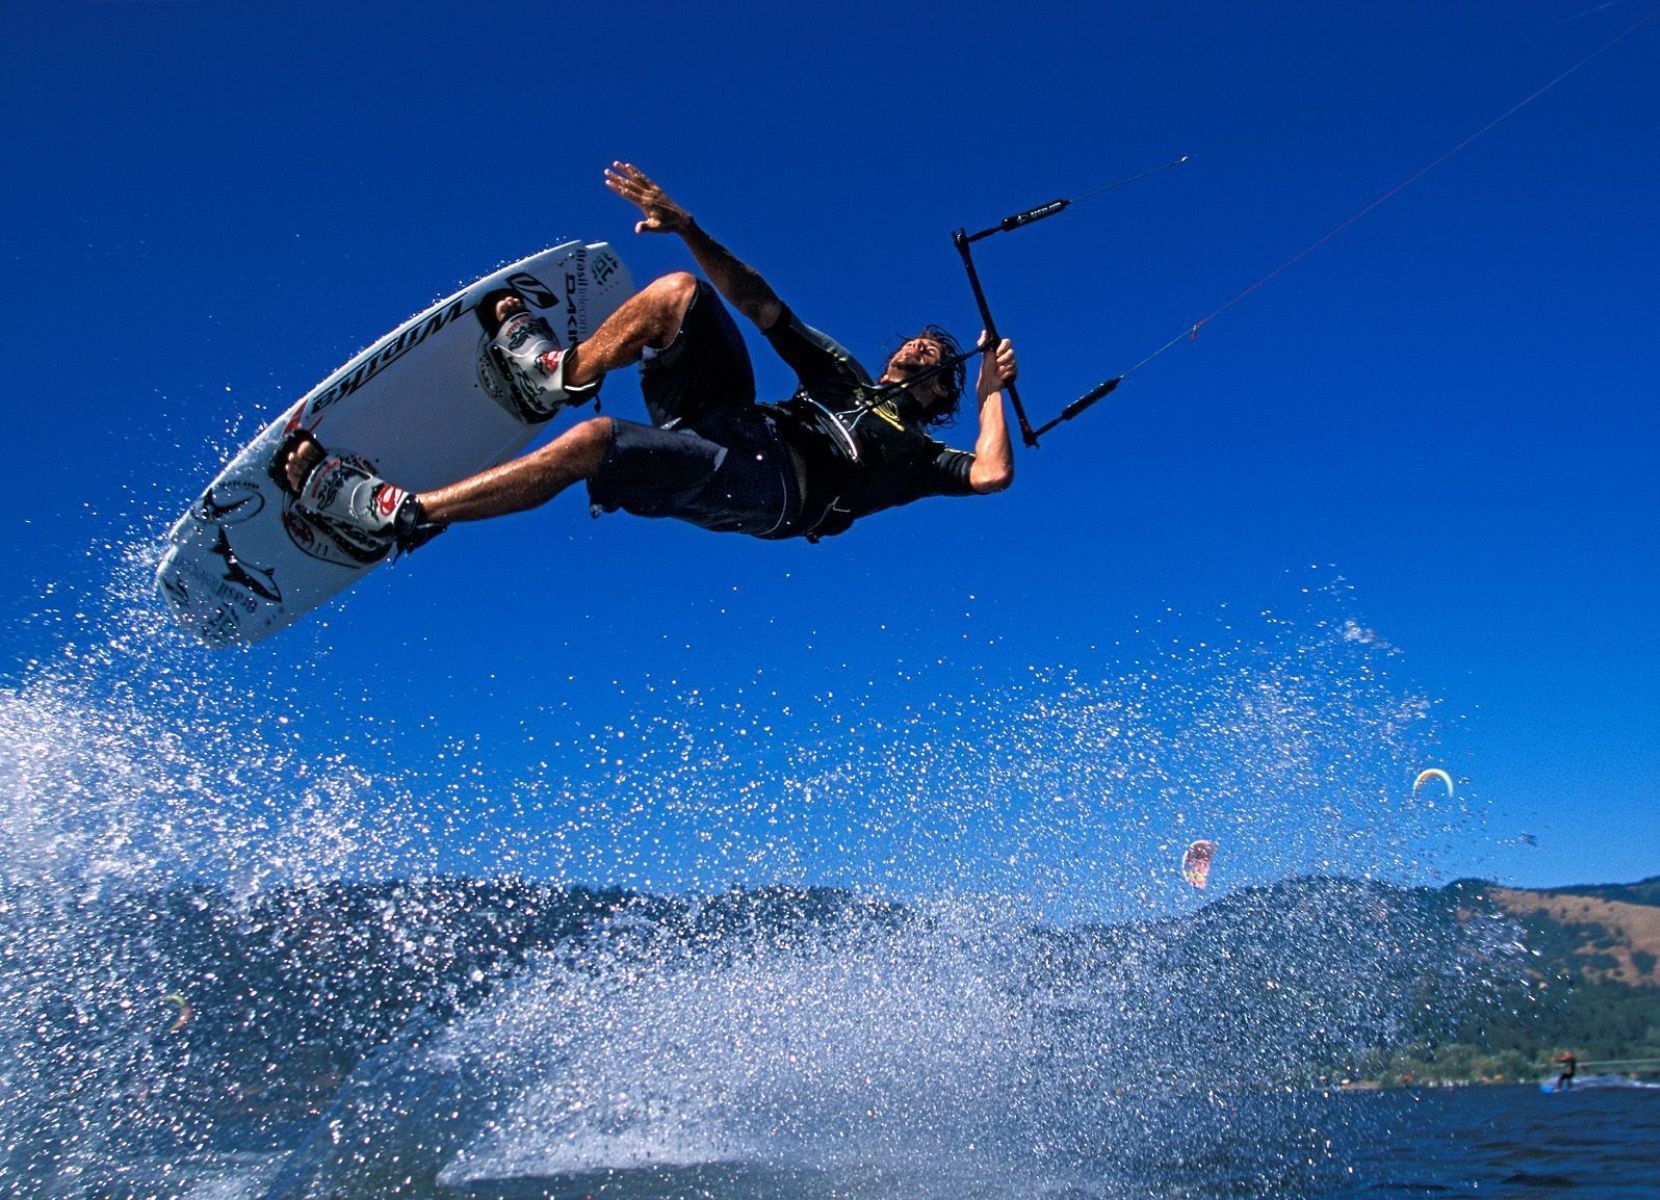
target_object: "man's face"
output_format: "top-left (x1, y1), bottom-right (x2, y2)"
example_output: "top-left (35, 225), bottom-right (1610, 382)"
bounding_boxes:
top-left (887, 336), bottom-right (944, 377)
top-left (883, 336), bottom-right (948, 403)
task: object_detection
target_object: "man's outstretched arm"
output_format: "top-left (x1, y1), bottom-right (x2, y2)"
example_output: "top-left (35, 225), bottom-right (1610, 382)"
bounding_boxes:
top-left (968, 335), bottom-right (1017, 494)
top-left (605, 162), bottom-right (784, 332)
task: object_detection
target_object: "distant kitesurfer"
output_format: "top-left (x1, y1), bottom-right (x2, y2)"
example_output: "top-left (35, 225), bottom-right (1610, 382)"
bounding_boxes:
top-left (276, 163), bottom-right (1019, 553)
top-left (1553, 1050), bottom-right (1577, 1091)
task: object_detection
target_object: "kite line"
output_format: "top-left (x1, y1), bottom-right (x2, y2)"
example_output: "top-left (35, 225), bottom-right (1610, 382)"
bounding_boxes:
top-left (960, 7), bottom-right (1659, 446)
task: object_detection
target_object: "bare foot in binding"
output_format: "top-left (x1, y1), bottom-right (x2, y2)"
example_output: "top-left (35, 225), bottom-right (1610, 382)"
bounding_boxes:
top-left (477, 287), bottom-right (602, 421)
top-left (270, 427), bottom-right (445, 558)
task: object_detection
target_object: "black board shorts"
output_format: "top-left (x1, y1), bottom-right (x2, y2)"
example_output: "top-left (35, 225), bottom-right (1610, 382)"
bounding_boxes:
top-left (587, 281), bottom-right (804, 538)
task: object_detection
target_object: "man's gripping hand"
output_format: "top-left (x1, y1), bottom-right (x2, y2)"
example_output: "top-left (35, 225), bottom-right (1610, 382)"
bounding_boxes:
top-left (605, 162), bottom-right (694, 236)
top-left (976, 332), bottom-right (1018, 400)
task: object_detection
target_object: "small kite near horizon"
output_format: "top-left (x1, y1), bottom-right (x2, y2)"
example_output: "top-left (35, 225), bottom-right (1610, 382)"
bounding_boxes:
top-left (1412, 768), bottom-right (1454, 800)
top-left (164, 993), bottom-right (191, 1033)
top-left (1182, 839), bottom-right (1218, 889)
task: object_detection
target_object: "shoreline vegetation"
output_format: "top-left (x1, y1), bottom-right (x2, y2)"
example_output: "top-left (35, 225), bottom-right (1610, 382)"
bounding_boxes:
top-left (1341, 1050), bottom-right (1660, 1091)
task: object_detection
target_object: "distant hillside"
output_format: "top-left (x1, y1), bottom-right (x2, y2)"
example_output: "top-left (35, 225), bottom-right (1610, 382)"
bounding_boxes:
top-left (7, 871), bottom-right (1656, 1105)
top-left (1366, 875), bottom-right (1660, 1085)
top-left (1486, 883), bottom-right (1660, 987)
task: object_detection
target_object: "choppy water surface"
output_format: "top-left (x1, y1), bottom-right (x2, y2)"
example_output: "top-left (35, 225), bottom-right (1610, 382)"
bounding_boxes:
top-left (4, 546), bottom-right (1592, 1198)
top-left (1351, 1086), bottom-right (1660, 1200)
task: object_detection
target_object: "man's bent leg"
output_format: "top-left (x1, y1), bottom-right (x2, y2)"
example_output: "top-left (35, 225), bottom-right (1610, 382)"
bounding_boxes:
top-left (635, 280), bottom-right (756, 429)
top-left (276, 276), bottom-right (695, 545)
top-left (563, 272), bottom-right (698, 387)
top-left (416, 417), bottom-right (613, 524)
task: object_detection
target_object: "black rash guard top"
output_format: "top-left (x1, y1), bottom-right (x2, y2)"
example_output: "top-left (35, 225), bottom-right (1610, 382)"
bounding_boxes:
top-left (760, 307), bottom-right (976, 539)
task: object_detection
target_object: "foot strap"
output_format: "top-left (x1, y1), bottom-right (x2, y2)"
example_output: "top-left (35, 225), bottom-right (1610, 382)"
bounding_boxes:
top-left (270, 429), bottom-right (448, 560)
top-left (489, 311), bottom-right (601, 421)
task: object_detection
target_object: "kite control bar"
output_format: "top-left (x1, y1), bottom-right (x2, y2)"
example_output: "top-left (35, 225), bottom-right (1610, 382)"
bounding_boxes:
top-left (953, 226), bottom-right (1036, 446)
top-left (951, 156), bottom-right (1187, 448)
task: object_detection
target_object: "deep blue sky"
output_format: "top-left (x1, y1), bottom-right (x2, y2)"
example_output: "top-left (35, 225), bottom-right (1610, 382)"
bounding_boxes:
top-left (2, 1), bottom-right (1655, 899)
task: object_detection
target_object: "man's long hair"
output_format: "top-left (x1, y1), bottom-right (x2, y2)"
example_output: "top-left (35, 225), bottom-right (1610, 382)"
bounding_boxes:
top-left (885, 325), bottom-right (966, 428)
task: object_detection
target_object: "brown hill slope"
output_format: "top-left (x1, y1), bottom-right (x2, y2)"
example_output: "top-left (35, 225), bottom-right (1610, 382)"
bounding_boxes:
top-left (1488, 886), bottom-right (1660, 987)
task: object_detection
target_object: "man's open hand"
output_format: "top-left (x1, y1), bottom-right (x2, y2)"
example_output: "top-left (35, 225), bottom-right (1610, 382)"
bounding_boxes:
top-left (604, 162), bottom-right (693, 235)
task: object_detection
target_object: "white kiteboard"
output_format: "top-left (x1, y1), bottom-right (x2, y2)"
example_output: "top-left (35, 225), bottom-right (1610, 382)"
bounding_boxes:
top-left (157, 240), bottom-right (633, 648)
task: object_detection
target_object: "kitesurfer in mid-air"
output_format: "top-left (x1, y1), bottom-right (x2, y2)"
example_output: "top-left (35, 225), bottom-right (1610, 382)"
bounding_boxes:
top-left (277, 163), bottom-right (1019, 553)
